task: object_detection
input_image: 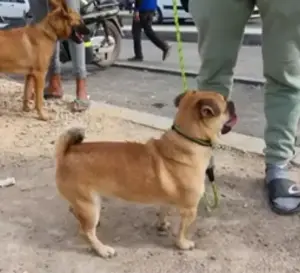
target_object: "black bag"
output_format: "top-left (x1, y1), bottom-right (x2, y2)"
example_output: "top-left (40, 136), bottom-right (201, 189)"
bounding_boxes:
top-left (180, 0), bottom-right (189, 12)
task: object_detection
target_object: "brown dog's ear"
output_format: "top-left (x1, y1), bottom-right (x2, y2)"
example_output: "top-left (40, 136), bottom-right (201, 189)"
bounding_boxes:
top-left (49, 0), bottom-right (62, 9)
top-left (174, 93), bottom-right (186, 107)
top-left (197, 98), bottom-right (221, 118)
top-left (60, 0), bottom-right (69, 12)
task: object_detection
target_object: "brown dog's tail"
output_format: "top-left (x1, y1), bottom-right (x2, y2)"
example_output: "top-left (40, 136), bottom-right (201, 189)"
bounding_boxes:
top-left (55, 127), bottom-right (85, 163)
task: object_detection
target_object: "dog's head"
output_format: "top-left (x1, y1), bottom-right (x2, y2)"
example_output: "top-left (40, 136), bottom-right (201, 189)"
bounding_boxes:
top-left (173, 90), bottom-right (237, 142)
top-left (47, 0), bottom-right (90, 43)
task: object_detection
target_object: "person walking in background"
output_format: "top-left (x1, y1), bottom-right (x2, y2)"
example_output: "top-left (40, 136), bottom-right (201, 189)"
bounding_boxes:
top-left (189, 0), bottom-right (300, 215)
top-left (128, 0), bottom-right (171, 62)
top-left (29, 0), bottom-right (90, 111)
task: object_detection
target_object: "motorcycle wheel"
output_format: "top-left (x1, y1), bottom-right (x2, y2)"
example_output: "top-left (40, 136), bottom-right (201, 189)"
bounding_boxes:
top-left (92, 20), bottom-right (122, 68)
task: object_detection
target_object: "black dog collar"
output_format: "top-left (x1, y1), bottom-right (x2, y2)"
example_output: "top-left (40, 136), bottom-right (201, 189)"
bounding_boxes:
top-left (171, 124), bottom-right (212, 147)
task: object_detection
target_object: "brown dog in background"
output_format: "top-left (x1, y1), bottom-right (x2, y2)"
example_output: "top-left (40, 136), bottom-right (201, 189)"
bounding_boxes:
top-left (0, 0), bottom-right (89, 120)
top-left (55, 90), bottom-right (236, 258)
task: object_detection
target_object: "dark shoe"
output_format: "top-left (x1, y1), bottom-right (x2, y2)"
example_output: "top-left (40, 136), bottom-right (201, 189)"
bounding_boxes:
top-left (44, 74), bottom-right (63, 99)
top-left (162, 45), bottom-right (171, 61)
top-left (266, 178), bottom-right (300, 215)
top-left (127, 56), bottom-right (143, 62)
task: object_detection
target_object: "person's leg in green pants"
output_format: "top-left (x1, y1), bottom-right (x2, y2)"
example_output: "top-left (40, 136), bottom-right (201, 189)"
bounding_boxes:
top-left (190, 0), bottom-right (300, 214)
top-left (258, 0), bottom-right (300, 214)
top-left (189, 0), bottom-right (254, 98)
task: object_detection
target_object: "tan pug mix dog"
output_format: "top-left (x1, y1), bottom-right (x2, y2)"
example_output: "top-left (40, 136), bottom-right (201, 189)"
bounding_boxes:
top-left (55, 90), bottom-right (236, 258)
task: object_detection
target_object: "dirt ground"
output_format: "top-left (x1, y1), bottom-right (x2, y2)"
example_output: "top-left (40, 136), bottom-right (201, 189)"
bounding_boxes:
top-left (0, 78), bottom-right (299, 273)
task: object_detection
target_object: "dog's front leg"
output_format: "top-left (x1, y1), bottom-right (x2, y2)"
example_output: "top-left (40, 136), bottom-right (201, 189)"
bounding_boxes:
top-left (175, 207), bottom-right (197, 250)
top-left (22, 75), bottom-right (34, 112)
top-left (33, 72), bottom-right (48, 121)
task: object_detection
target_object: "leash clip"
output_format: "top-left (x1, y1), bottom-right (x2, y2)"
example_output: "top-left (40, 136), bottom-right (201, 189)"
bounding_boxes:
top-left (204, 157), bottom-right (219, 212)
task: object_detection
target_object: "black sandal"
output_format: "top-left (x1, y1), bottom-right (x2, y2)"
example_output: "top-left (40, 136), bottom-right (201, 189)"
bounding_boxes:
top-left (266, 178), bottom-right (300, 215)
top-left (44, 91), bottom-right (63, 100)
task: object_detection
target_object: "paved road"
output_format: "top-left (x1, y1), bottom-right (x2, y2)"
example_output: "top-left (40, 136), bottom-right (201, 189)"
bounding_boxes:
top-left (62, 67), bottom-right (266, 139)
top-left (117, 40), bottom-right (263, 82)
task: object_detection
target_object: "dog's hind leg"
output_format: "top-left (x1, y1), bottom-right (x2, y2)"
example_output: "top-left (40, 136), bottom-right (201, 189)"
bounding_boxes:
top-left (175, 206), bottom-right (197, 250)
top-left (72, 197), bottom-right (115, 258)
top-left (70, 197), bottom-right (102, 228)
top-left (33, 72), bottom-right (48, 121)
top-left (156, 206), bottom-right (171, 236)
top-left (22, 75), bottom-right (34, 112)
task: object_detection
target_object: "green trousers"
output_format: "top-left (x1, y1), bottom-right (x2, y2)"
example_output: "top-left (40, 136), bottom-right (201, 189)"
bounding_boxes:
top-left (189, 0), bottom-right (300, 166)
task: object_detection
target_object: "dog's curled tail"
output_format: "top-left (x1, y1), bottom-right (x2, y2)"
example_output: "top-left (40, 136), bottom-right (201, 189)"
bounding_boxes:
top-left (55, 127), bottom-right (85, 162)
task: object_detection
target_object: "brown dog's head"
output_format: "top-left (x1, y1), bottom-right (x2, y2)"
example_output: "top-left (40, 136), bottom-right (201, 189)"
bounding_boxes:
top-left (46, 0), bottom-right (90, 43)
top-left (173, 90), bottom-right (237, 142)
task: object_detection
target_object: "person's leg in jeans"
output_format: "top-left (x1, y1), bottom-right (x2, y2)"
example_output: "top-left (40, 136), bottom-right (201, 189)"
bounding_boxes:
top-left (258, 0), bottom-right (300, 214)
top-left (140, 12), bottom-right (171, 61)
top-left (65, 0), bottom-right (89, 111)
top-left (128, 13), bottom-right (143, 61)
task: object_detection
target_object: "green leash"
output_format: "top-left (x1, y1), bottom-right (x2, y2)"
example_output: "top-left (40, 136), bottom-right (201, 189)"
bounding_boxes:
top-left (171, 0), bottom-right (188, 92)
top-left (171, 0), bottom-right (220, 211)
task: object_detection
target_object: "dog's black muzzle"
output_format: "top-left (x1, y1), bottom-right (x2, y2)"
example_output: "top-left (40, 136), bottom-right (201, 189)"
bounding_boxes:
top-left (221, 100), bottom-right (237, 135)
top-left (69, 22), bottom-right (90, 44)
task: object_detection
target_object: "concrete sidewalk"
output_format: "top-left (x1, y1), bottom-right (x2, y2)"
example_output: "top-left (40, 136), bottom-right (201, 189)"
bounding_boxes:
top-left (115, 40), bottom-right (264, 84)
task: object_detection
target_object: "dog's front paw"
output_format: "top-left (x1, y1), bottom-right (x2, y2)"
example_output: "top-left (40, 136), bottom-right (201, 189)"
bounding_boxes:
top-left (175, 239), bottom-right (195, 250)
top-left (96, 244), bottom-right (116, 259)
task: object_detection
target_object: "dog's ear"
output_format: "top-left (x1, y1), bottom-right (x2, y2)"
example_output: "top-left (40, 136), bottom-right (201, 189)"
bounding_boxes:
top-left (196, 98), bottom-right (221, 118)
top-left (49, 0), bottom-right (60, 9)
top-left (174, 93), bottom-right (186, 108)
top-left (60, 0), bottom-right (69, 12)
top-left (49, 0), bottom-right (69, 15)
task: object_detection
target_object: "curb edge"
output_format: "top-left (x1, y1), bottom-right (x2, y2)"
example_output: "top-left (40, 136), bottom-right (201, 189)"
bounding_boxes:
top-left (113, 62), bottom-right (265, 86)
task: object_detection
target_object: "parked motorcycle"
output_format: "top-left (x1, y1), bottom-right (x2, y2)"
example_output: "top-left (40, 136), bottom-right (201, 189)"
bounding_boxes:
top-left (61, 0), bottom-right (123, 68)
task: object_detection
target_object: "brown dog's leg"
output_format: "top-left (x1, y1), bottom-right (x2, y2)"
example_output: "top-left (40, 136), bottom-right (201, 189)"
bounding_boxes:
top-left (156, 206), bottom-right (171, 235)
top-left (72, 199), bottom-right (115, 258)
top-left (70, 201), bottom-right (102, 228)
top-left (33, 72), bottom-right (48, 121)
top-left (175, 207), bottom-right (197, 250)
top-left (23, 75), bottom-right (34, 112)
